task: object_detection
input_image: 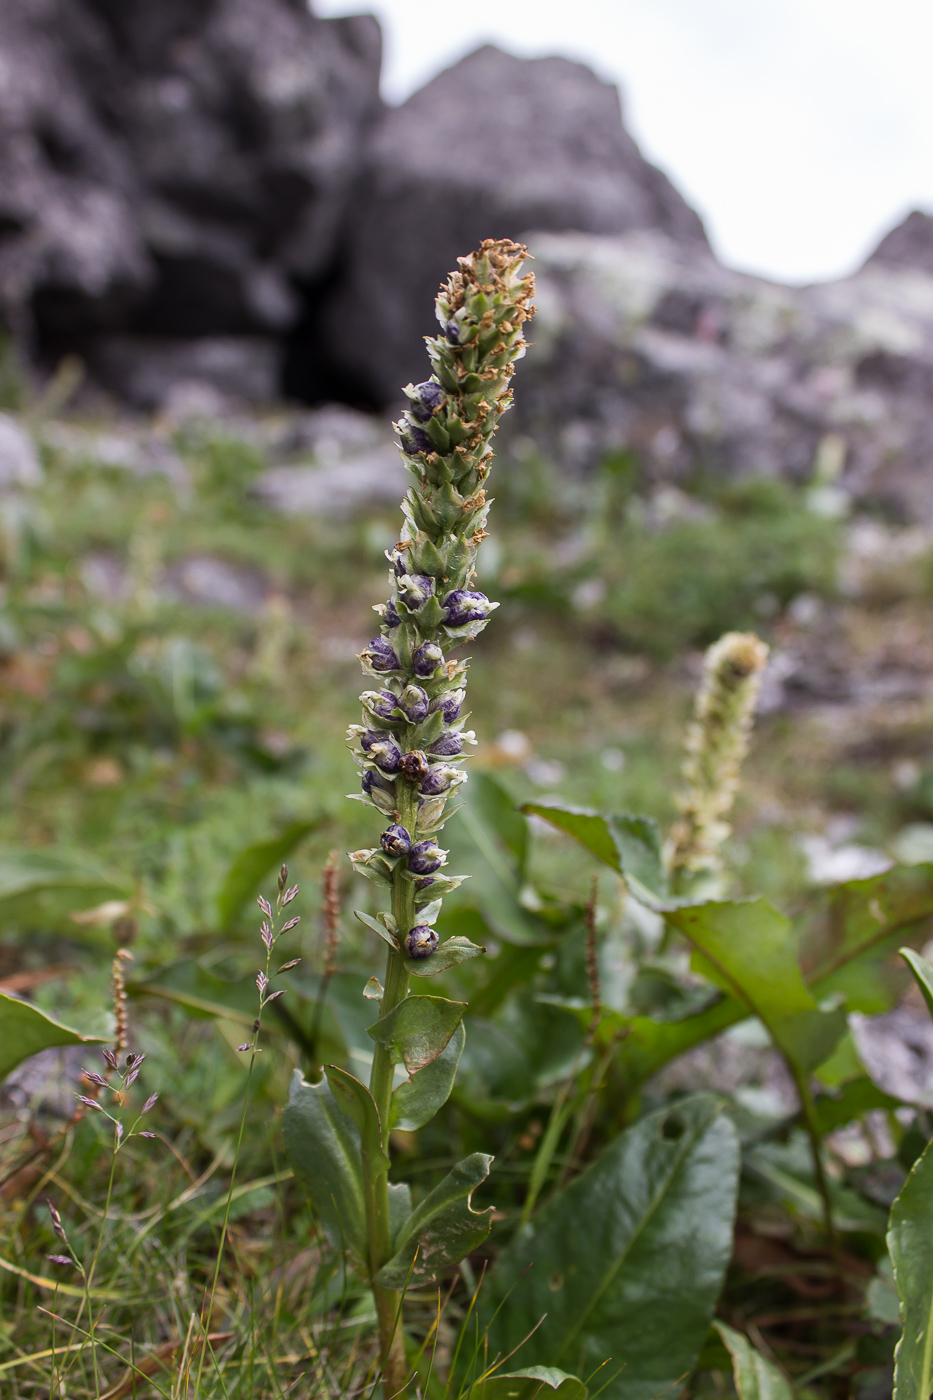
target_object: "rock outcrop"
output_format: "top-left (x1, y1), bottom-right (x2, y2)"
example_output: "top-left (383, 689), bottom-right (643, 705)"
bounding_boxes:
top-left (511, 223), bottom-right (933, 521)
top-left (0, 0), bottom-right (382, 395)
top-left (319, 45), bottom-right (709, 404)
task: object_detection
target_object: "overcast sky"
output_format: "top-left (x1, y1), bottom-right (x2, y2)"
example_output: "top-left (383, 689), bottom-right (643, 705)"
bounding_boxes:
top-left (315, 0), bottom-right (933, 286)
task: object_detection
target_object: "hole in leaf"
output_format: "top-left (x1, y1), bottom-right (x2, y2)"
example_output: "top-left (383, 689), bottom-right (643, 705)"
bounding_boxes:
top-left (661, 1113), bottom-right (685, 1141)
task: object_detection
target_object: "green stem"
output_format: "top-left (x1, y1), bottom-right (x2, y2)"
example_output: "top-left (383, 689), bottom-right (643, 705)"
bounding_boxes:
top-left (364, 787), bottom-right (416, 1397)
top-left (789, 1060), bottom-right (837, 1249)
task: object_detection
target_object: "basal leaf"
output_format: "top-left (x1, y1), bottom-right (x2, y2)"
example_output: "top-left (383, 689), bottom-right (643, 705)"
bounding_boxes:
top-left (282, 1070), bottom-right (366, 1266)
top-left (216, 820), bottom-right (321, 930)
top-left (520, 804), bottom-right (665, 899)
top-left (482, 1095), bottom-right (740, 1400)
top-left (0, 991), bottom-right (106, 1080)
top-left (889, 1137), bottom-right (933, 1400)
top-left (129, 959), bottom-right (258, 1026)
top-left (612, 997), bottom-right (747, 1092)
top-left (391, 1021), bottom-right (465, 1131)
top-left (408, 936), bottom-right (485, 977)
top-left (814, 1076), bottom-right (901, 1136)
top-left (900, 947), bottom-right (933, 1023)
top-left (804, 863), bottom-right (933, 984)
top-left (375, 1151), bottom-right (493, 1287)
top-left (0, 848), bottom-right (131, 937)
top-left (367, 994), bottom-right (466, 1074)
top-left (470, 771), bottom-right (529, 879)
top-left (713, 1321), bottom-right (793, 1400)
top-left (324, 1065), bottom-right (389, 1175)
top-left (467, 1367), bottom-right (588, 1400)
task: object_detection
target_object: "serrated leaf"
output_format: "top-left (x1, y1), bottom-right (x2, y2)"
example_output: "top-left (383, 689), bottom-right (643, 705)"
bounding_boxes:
top-left (367, 994), bottom-right (466, 1074)
top-left (889, 1137), bottom-right (933, 1399)
top-left (481, 1095), bottom-right (739, 1400)
top-left (408, 936), bottom-right (485, 977)
top-left (713, 1321), bottom-right (793, 1400)
top-left (520, 805), bottom-right (665, 899)
top-left (900, 947), bottom-right (933, 1023)
top-left (282, 1070), bottom-right (366, 1266)
top-left (0, 991), bottom-right (106, 1080)
top-left (355, 910), bottom-right (399, 949)
top-left (215, 821), bottom-right (321, 930)
top-left (375, 1151), bottom-right (493, 1287)
top-left (467, 1366), bottom-right (588, 1400)
top-left (324, 1065), bottom-right (389, 1175)
top-left (391, 1022), bottom-right (465, 1130)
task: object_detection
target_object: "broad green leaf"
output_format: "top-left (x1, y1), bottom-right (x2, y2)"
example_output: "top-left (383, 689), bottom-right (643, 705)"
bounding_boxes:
top-left (467, 1367), bottom-right (588, 1400)
top-left (804, 863), bottom-right (933, 983)
top-left (375, 1151), bottom-right (493, 1287)
top-left (664, 898), bottom-right (844, 1074)
top-left (0, 848), bottom-right (130, 936)
top-left (471, 771), bottom-right (528, 879)
top-left (283, 1070), bottom-right (366, 1266)
top-left (482, 1095), bottom-right (740, 1400)
top-left (449, 784), bottom-right (550, 945)
top-left (367, 994), bottom-right (466, 1074)
top-left (408, 936), bottom-right (485, 977)
top-left (0, 991), bottom-right (106, 1080)
top-left (324, 1065), bottom-right (389, 1175)
top-left (129, 959), bottom-right (258, 1026)
top-left (900, 947), bottom-right (933, 1023)
top-left (521, 804), bottom-right (665, 899)
top-left (890, 1137), bottom-right (933, 1400)
top-left (391, 1022), bottom-right (465, 1131)
top-left (713, 1321), bottom-right (793, 1400)
top-left (215, 820), bottom-right (321, 930)
top-left (814, 1075), bottom-right (901, 1136)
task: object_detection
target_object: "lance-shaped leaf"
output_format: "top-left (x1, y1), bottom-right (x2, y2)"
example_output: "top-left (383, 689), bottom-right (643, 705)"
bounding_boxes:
top-left (521, 804), bottom-right (665, 900)
top-left (889, 1136), bottom-right (933, 1400)
top-left (467, 1367), bottom-right (588, 1400)
top-left (804, 863), bottom-right (933, 985)
top-left (375, 1152), bottom-right (494, 1287)
top-left (0, 991), bottom-right (106, 1080)
top-left (324, 1065), bottom-right (389, 1175)
top-left (610, 996), bottom-right (747, 1090)
top-left (901, 947), bottom-right (933, 1023)
top-left (282, 1070), bottom-right (367, 1267)
top-left (129, 959), bottom-right (259, 1025)
top-left (713, 1322), bottom-right (793, 1400)
top-left (367, 994), bottom-right (466, 1074)
top-left (215, 820), bottom-right (321, 930)
top-left (391, 1021), bottom-right (465, 1131)
top-left (408, 936), bottom-right (485, 977)
top-left (482, 1095), bottom-right (739, 1400)
top-left (355, 909), bottom-right (399, 950)
top-left (662, 898), bottom-right (844, 1075)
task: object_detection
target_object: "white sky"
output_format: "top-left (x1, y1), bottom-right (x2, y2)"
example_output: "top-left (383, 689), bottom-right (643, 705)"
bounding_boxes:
top-left (314, 0), bottom-right (933, 286)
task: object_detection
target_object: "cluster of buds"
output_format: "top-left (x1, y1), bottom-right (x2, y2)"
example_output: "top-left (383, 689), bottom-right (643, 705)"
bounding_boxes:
top-left (348, 240), bottom-right (535, 959)
top-left (668, 630), bottom-right (770, 892)
top-left (73, 1048), bottom-right (158, 1153)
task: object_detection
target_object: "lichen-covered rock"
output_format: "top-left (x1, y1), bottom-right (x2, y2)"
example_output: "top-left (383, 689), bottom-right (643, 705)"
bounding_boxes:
top-left (513, 222), bottom-right (933, 521)
top-left (320, 45), bottom-right (708, 404)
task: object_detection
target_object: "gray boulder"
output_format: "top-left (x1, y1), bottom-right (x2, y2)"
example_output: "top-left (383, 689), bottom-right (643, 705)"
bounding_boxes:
top-left (319, 44), bottom-right (709, 404)
top-left (0, 0), bottom-right (382, 365)
top-left (510, 219), bottom-right (933, 522)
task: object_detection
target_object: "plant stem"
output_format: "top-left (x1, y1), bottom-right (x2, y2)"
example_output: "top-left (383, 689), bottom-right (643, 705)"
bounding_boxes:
top-left (789, 1061), bottom-right (837, 1249)
top-left (364, 789), bottom-right (416, 1397)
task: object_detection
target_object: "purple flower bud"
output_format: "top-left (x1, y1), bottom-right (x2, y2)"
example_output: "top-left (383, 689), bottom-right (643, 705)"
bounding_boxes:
top-left (415, 876), bottom-right (435, 890)
top-left (398, 574), bottom-right (435, 611)
top-left (363, 638), bottom-right (400, 673)
top-left (429, 731), bottom-right (463, 758)
top-left (406, 925), bottom-right (439, 959)
top-left (48, 1254), bottom-right (74, 1267)
top-left (413, 641), bottom-right (444, 677)
top-left (398, 750), bottom-right (430, 784)
top-left (408, 840), bottom-right (443, 875)
top-left (383, 598), bottom-right (401, 628)
top-left (401, 424), bottom-right (434, 456)
top-left (365, 689), bottom-right (399, 721)
top-left (443, 590), bottom-right (493, 627)
top-left (367, 737), bottom-right (402, 773)
top-left (431, 690), bottom-right (463, 724)
top-left (420, 765), bottom-right (456, 795)
top-left (399, 685), bottom-right (429, 724)
top-left (362, 768), bottom-right (395, 798)
top-left (445, 321), bottom-right (461, 345)
top-left (381, 824), bottom-right (412, 858)
top-left (409, 380), bottom-right (446, 422)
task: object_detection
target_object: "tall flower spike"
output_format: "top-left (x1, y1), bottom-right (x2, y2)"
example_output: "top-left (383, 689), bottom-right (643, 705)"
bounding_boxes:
top-left (349, 239), bottom-right (535, 950)
top-left (668, 630), bottom-right (769, 894)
